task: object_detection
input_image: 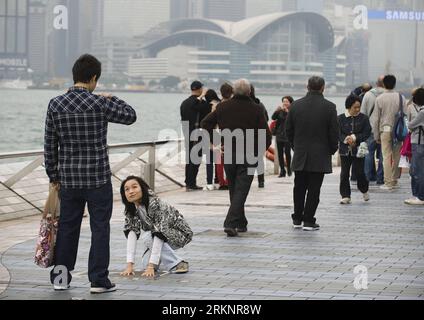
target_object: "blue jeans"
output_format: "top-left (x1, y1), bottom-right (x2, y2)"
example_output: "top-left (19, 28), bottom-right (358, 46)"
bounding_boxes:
top-left (410, 144), bottom-right (424, 201)
top-left (50, 181), bottom-right (113, 286)
top-left (364, 136), bottom-right (384, 183)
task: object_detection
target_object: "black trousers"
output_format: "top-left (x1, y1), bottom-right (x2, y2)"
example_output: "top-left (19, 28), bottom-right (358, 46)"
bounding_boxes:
top-left (276, 141), bottom-right (291, 174)
top-left (50, 181), bottom-right (113, 286)
top-left (185, 140), bottom-right (202, 187)
top-left (340, 155), bottom-right (369, 198)
top-left (223, 164), bottom-right (254, 229)
top-left (256, 157), bottom-right (265, 183)
top-left (292, 171), bottom-right (325, 224)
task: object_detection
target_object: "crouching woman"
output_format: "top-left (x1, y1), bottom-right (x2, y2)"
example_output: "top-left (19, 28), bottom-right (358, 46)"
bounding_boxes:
top-left (120, 176), bottom-right (192, 278)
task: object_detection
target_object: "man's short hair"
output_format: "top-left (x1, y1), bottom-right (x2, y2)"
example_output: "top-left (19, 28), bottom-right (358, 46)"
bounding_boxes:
top-left (383, 75), bottom-right (397, 90)
top-left (190, 80), bottom-right (203, 91)
top-left (220, 83), bottom-right (233, 99)
top-left (413, 87), bottom-right (424, 106)
top-left (72, 54), bottom-right (102, 84)
top-left (233, 79), bottom-right (251, 96)
top-left (308, 76), bottom-right (325, 91)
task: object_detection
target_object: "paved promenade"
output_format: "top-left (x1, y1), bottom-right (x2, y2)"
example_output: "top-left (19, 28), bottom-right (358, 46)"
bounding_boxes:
top-left (0, 169), bottom-right (423, 300)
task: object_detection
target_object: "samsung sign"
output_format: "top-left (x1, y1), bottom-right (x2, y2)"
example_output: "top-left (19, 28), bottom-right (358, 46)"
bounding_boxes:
top-left (369, 10), bottom-right (424, 22)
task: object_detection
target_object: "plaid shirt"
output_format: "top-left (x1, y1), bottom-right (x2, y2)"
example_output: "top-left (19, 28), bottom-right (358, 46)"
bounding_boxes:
top-left (44, 87), bottom-right (137, 189)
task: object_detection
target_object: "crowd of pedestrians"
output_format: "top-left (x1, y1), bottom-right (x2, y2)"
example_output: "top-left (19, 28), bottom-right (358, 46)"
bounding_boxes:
top-left (43, 54), bottom-right (423, 294)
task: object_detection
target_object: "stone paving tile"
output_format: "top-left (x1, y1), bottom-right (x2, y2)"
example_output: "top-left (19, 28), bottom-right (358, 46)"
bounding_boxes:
top-left (0, 171), bottom-right (423, 300)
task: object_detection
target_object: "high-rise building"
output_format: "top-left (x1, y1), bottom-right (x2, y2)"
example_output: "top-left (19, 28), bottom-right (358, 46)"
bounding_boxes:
top-left (28, 0), bottom-right (47, 74)
top-left (334, 0), bottom-right (424, 10)
top-left (202, 0), bottom-right (246, 21)
top-left (104, 0), bottom-right (169, 38)
top-left (170, 0), bottom-right (189, 20)
top-left (0, 0), bottom-right (29, 78)
top-left (281, 0), bottom-right (298, 11)
top-left (297, 0), bottom-right (323, 13)
top-left (49, 0), bottom-right (80, 77)
top-left (47, 0), bottom-right (104, 77)
top-left (246, 0), bottom-right (321, 18)
top-left (246, 0), bottom-right (281, 18)
top-left (172, 0), bottom-right (246, 21)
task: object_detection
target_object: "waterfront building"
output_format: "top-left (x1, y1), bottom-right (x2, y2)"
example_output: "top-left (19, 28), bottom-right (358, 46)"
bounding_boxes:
top-left (0, 0), bottom-right (29, 78)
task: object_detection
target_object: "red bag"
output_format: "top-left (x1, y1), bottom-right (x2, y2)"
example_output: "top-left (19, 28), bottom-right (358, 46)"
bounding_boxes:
top-left (269, 120), bottom-right (277, 135)
top-left (400, 133), bottom-right (412, 159)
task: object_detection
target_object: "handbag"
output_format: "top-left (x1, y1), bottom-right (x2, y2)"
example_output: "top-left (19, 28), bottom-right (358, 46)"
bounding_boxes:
top-left (269, 120), bottom-right (277, 135)
top-left (356, 142), bottom-right (369, 158)
top-left (400, 133), bottom-right (412, 159)
top-left (34, 183), bottom-right (60, 268)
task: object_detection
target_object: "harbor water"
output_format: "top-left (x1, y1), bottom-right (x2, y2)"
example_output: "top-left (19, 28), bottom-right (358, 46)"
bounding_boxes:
top-left (0, 88), bottom-right (347, 153)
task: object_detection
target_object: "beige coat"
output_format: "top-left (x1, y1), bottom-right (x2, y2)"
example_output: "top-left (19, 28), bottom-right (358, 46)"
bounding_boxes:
top-left (371, 90), bottom-right (407, 141)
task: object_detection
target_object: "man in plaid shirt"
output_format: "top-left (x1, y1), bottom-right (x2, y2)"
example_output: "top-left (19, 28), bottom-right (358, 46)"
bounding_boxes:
top-left (44, 54), bottom-right (137, 293)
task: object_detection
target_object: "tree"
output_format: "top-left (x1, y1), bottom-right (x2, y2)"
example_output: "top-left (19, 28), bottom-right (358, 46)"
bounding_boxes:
top-left (160, 76), bottom-right (180, 89)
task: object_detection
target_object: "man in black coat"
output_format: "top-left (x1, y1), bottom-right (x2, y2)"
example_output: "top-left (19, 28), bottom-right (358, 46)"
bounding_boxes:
top-left (201, 79), bottom-right (272, 237)
top-left (180, 81), bottom-right (211, 191)
top-left (286, 76), bottom-right (339, 231)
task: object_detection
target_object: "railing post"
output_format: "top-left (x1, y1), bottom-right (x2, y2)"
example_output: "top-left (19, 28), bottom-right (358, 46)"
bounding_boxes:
top-left (143, 145), bottom-right (156, 190)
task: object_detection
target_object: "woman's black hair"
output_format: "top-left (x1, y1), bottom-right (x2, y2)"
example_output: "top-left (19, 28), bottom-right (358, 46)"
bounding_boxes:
top-left (282, 96), bottom-right (294, 104)
top-left (120, 176), bottom-right (151, 217)
top-left (205, 89), bottom-right (221, 104)
top-left (345, 94), bottom-right (361, 109)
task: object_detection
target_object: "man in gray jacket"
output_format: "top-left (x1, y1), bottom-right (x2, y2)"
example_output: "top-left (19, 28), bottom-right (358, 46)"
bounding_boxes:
top-left (405, 88), bottom-right (424, 205)
top-left (372, 75), bottom-right (407, 191)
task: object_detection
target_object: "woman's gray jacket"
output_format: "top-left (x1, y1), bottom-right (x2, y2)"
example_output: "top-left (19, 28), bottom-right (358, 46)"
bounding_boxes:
top-left (124, 191), bottom-right (193, 249)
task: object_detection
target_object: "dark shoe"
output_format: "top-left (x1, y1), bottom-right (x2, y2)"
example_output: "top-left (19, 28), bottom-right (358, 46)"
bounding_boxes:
top-left (287, 170), bottom-right (292, 177)
top-left (279, 171), bottom-right (286, 178)
top-left (303, 222), bottom-right (320, 231)
top-left (258, 182), bottom-right (264, 188)
top-left (376, 181), bottom-right (384, 185)
top-left (292, 220), bottom-right (302, 229)
top-left (219, 185), bottom-right (229, 190)
top-left (224, 228), bottom-right (238, 237)
top-left (90, 282), bottom-right (116, 294)
top-left (236, 227), bottom-right (247, 233)
top-left (186, 185), bottom-right (202, 191)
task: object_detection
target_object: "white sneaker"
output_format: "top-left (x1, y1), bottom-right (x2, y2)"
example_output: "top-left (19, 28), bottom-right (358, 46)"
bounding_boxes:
top-left (380, 185), bottom-right (393, 191)
top-left (53, 284), bottom-right (70, 291)
top-left (405, 198), bottom-right (424, 205)
top-left (203, 184), bottom-right (215, 191)
top-left (340, 197), bottom-right (351, 204)
top-left (363, 192), bottom-right (370, 202)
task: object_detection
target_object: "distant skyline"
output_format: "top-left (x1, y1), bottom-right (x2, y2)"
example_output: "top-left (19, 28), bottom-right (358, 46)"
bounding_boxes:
top-left (1, 0), bottom-right (423, 87)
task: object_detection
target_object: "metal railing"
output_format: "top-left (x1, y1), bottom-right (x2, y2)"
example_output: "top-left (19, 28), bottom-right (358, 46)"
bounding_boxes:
top-left (0, 138), bottom-right (184, 191)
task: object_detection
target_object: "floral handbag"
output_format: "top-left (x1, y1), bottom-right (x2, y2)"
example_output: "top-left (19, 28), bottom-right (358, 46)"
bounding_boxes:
top-left (34, 184), bottom-right (60, 268)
